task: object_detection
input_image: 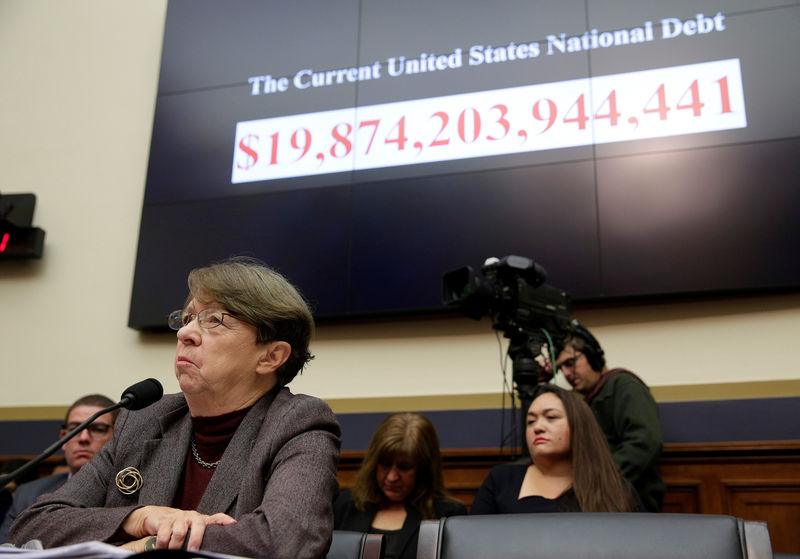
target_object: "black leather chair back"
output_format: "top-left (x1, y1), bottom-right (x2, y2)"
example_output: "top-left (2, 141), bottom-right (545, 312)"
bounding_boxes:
top-left (417, 513), bottom-right (772, 559)
top-left (328, 530), bottom-right (384, 559)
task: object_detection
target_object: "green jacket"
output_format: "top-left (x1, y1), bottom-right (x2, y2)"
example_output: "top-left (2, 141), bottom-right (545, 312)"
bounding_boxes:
top-left (586, 369), bottom-right (666, 512)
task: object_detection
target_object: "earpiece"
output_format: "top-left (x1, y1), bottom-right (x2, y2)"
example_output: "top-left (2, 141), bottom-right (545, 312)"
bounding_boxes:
top-left (569, 319), bottom-right (605, 371)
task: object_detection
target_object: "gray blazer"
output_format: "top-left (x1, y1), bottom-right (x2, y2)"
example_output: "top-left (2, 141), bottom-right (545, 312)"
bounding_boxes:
top-left (0, 473), bottom-right (69, 542)
top-left (8, 387), bottom-right (341, 559)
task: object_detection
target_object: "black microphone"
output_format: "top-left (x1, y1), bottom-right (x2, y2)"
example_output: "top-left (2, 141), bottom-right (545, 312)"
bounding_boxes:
top-left (120, 378), bottom-right (164, 410)
top-left (0, 378), bottom-right (164, 489)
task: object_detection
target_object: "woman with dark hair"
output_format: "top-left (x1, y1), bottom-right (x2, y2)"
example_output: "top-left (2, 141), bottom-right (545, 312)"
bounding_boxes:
top-left (470, 384), bottom-right (639, 514)
top-left (334, 412), bottom-right (466, 559)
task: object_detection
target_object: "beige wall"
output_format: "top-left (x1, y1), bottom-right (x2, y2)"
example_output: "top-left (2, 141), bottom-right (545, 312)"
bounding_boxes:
top-left (1, 1), bottom-right (798, 414)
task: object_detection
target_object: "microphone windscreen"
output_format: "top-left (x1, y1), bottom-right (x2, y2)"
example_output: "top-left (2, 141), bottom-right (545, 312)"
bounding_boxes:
top-left (120, 378), bottom-right (164, 410)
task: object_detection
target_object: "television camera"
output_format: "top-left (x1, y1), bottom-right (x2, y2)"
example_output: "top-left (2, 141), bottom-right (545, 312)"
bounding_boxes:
top-left (443, 256), bottom-right (572, 442)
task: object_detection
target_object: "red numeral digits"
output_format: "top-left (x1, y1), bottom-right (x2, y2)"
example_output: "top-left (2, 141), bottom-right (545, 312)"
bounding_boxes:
top-left (268, 133), bottom-right (279, 165)
top-left (385, 116), bottom-right (408, 151)
top-left (644, 84), bottom-right (670, 120)
top-left (563, 94), bottom-right (588, 130)
top-left (717, 76), bottom-right (732, 114)
top-left (532, 99), bottom-right (557, 134)
top-left (237, 134), bottom-right (260, 170)
top-left (330, 123), bottom-right (353, 158)
top-left (595, 90), bottom-right (621, 127)
top-left (487, 104), bottom-right (510, 141)
top-left (677, 80), bottom-right (704, 116)
top-left (358, 120), bottom-right (380, 154)
top-left (457, 108), bottom-right (481, 144)
top-left (429, 112), bottom-right (450, 147)
top-left (290, 128), bottom-right (311, 162)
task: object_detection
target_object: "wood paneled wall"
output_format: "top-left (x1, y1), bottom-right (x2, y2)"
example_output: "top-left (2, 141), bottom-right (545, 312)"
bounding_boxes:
top-left (338, 441), bottom-right (800, 554)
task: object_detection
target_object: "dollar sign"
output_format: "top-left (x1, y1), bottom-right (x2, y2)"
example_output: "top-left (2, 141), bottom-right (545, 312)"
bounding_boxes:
top-left (236, 134), bottom-right (259, 170)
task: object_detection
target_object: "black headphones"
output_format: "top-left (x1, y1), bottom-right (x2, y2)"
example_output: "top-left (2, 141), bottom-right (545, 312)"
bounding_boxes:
top-left (568, 319), bottom-right (605, 371)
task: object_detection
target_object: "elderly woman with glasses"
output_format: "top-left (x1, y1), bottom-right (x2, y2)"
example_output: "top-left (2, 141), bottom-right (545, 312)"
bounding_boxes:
top-left (8, 257), bottom-right (341, 559)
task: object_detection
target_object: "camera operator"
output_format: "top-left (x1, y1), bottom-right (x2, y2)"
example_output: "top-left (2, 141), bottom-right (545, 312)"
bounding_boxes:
top-left (554, 321), bottom-right (666, 512)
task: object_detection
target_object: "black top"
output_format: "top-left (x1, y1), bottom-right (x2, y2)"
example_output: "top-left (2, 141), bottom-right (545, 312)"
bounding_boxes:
top-left (334, 489), bottom-right (467, 559)
top-left (368, 526), bottom-right (405, 559)
top-left (469, 464), bottom-right (578, 515)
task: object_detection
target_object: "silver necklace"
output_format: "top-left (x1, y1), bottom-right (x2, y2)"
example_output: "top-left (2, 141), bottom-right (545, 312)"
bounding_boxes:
top-left (190, 437), bottom-right (220, 469)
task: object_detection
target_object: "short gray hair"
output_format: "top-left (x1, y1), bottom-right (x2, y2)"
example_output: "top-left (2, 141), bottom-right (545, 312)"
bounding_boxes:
top-left (185, 256), bottom-right (315, 385)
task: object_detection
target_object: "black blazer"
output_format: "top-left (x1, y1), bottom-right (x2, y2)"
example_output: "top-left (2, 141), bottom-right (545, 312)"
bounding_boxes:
top-left (334, 489), bottom-right (467, 559)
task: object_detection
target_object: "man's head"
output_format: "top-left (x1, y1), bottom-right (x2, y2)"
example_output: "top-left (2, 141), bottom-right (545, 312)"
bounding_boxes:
top-left (556, 321), bottom-right (607, 395)
top-left (61, 394), bottom-right (118, 474)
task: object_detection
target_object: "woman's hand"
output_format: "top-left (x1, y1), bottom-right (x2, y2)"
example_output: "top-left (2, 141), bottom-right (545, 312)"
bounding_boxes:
top-left (122, 506), bottom-right (237, 551)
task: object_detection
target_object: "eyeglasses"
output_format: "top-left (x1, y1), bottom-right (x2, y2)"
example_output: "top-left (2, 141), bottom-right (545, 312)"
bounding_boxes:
top-left (167, 308), bottom-right (234, 330)
top-left (557, 352), bottom-right (583, 373)
top-left (62, 422), bottom-right (113, 440)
